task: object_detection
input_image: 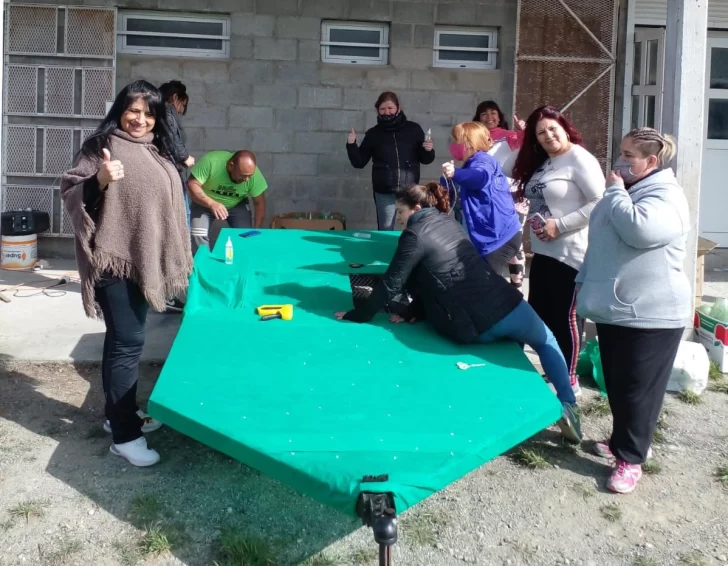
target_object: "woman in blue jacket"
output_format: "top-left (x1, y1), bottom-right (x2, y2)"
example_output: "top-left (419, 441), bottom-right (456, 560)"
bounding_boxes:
top-left (441, 121), bottom-right (522, 276)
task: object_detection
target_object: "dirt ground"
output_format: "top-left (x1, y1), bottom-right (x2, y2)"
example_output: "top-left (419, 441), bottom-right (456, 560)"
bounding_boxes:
top-left (1, 359), bottom-right (727, 566)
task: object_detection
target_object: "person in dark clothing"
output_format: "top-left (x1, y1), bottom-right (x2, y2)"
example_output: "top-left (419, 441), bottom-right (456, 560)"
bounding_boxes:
top-left (346, 91), bottom-right (435, 230)
top-left (159, 80), bottom-right (193, 312)
top-left (334, 182), bottom-right (583, 444)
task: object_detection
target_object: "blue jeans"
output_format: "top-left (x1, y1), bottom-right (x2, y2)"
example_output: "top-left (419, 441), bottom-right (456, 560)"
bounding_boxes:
top-left (477, 300), bottom-right (576, 405)
top-left (374, 192), bottom-right (397, 230)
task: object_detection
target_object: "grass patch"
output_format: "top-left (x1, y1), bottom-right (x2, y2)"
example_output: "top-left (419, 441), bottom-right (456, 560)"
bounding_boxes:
top-left (46, 539), bottom-right (82, 565)
top-left (715, 464), bottom-right (728, 489)
top-left (599, 503), bottom-right (622, 523)
top-left (213, 528), bottom-right (277, 566)
top-left (130, 494), bottom-right (161, 525)
top-left (582, 397), bottom-right (611, 416)
top-left (112, 539), bottom-right (142, 566)
top-left (139, 521), bottom-right (175, 557)
top-left (677, 389), bottom-right (702, 405)
top-left (709, 361), bottom-right (724, 381)
top-left (401, 510), bottom-right (449, 547)
top-left (512, 447), bottom-right (551, 470)
top-left (349, 548), bottom-right (377, 565)
top-left (633, 558), bottom-right (663, 566)
top-left (298, 554), bottom-right (339, 566)
top-left (652, 429), bottom-right (667, 445)
top-left (572, 482), bottom-right (596, 500)
top-left (0, 519), bottom-right (13, 532)
top-left (8, 500), bottom-right (47, 523)
top-left (710, 380), bottom-right (728, 394)
top-left (680, 553), bottom-right (709, 566)
top-left (642, 460), bottom-right (662, 475)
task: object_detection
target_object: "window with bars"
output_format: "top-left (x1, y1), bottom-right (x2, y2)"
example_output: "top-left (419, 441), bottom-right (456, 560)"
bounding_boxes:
top-left (320, 21), bottom-right (389, 65)
top-left (433, 27), bottom-right (498, 70)
top-left (117, 12), bottom-right (231, 58)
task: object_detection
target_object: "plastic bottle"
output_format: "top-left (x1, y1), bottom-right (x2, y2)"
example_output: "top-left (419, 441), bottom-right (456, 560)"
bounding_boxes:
top-left (425, 128), bottom-right (432, 142)
top-left (710, 297), bottom-right (728, 322)
top-left (225, 236), bottom-right (233, 265)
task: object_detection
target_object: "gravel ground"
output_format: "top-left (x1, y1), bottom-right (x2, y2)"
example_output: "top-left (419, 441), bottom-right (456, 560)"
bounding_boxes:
top-left (1, 359), bottom-right (727, 566)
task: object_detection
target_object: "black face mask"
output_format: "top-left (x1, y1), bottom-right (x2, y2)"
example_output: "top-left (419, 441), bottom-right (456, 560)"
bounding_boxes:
top-left (377, 112), bottom-right (399, 124)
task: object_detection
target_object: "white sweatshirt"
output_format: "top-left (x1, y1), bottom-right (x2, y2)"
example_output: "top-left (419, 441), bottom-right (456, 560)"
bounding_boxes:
top-left (503, 144), bottom-right (605, 270)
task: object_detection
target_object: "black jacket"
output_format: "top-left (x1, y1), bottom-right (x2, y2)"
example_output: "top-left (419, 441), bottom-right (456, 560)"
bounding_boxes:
top-left (344, 208), bottom-right (524, 344)
top-left (165, 104), bottom-right (190, 183)
top-left (346, 112), bottom-right (436, 194)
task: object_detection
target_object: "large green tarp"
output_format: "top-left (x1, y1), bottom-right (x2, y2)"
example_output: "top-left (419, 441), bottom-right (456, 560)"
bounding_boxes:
top-left (148, 229), bottom-right (562, 517)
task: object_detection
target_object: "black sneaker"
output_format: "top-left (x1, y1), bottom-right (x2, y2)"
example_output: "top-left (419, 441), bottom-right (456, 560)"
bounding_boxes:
top-left (164, 298), bottom-right (185, 313)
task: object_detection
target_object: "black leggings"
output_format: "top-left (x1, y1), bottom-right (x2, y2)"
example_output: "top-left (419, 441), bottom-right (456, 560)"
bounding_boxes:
top-left (484, 230), bottom-right (523, 278)
top-left (596, 323), bottom-right (683, 464)
top-left (528, 253), bottom-right (583, 384)
top-left (95, 276), bottom-right (148, 445)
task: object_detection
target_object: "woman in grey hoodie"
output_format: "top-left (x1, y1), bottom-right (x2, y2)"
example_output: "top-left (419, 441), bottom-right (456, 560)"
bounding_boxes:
top-left (575, 128), bottom-right (690, 494)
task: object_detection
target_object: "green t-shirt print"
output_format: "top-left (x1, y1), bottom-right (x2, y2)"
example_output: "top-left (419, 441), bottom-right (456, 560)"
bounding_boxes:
top-left (190, 151), bottom-right (268, 209)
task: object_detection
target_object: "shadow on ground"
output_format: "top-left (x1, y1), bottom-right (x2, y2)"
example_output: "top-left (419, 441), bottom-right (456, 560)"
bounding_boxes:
top-left (0, 353), bottom-right (360, 565)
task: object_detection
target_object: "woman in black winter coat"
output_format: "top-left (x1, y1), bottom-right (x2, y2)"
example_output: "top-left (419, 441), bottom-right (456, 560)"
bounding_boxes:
top-left (346, 91), bottom-right (435, 230)
top-left (159, 80), bottom-right (193, 312)
top-left (334, 183), bottom-right (583, 445)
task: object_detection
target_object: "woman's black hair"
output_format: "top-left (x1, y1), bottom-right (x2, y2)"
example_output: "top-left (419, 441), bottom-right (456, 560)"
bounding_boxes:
top-left (159, 80), bottom-right (188, 114)
top-left (473, 100), bottom-right (509, 130)
top-left (80, 80), bottom-right (177, 161)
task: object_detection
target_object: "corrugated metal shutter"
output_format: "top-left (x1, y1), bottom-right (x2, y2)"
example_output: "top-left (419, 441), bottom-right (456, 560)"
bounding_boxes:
top-left (635, 0), bottom-right (728, 28)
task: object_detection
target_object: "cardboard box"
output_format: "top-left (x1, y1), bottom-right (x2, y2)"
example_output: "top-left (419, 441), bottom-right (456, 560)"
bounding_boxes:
top-left (270, 212), bottom-right (346, 231)
top-left (696, 236), bottom-right (718, 306)
top-left (694, 308), bottom-right (728, 372)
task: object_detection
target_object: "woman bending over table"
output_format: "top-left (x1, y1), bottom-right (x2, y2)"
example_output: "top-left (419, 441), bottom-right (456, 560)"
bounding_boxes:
top-left (334, 182), bottom-right (583, 444)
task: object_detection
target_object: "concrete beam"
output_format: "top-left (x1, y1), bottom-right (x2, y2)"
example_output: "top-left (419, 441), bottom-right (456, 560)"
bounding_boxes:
top-left (661, 0), bottom-right (708, 327)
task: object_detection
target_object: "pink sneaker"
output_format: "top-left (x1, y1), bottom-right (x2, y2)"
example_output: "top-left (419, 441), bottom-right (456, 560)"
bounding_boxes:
top-left (607, 460), bottom-right (642, 494)
top-left (593, 441), bottom-right (652, 460)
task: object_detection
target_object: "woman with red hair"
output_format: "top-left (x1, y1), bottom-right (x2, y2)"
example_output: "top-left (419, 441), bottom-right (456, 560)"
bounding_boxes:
top-left (504, 105), bottom-right (605, 395)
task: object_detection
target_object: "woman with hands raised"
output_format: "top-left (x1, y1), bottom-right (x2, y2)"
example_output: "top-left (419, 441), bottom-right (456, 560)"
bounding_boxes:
top-left (61, 80), bottom-right (192, 468)
top-left (346, 91), bottom-right (435, 230)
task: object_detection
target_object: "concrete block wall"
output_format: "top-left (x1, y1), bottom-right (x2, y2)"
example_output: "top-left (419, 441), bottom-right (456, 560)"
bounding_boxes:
top-left (110, 0), bottom-right (517, 228)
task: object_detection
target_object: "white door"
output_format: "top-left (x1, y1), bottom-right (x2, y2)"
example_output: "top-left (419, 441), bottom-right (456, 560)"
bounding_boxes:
top-left (630, 27), bottom-right (665, 130)
top-left (701, 38), bottom-right (728, 247)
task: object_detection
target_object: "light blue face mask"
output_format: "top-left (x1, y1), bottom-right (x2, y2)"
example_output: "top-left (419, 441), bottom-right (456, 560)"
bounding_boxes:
top-left (613, 157), bottom-right (640, 185)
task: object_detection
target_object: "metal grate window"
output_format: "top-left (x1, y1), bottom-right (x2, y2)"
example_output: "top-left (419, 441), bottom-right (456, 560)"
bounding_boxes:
top-left (81, 128), bottom-right (97, 142)
top-left (45, 67), bottom-right (76, 116)
top-left (433, 28), bottom-right (499, 70)
top-left (118, 11), bottom-right (230, 59)
top-left (1, 186), bottom-right (55, 233)
top-left (83, 68), bottom-right (115, 118)
top-left (44, 128), bottom-right (74, 176)
top-left (5, 127), bottom-right (37, 175)
top-left (66, 7), bottom-right (116, 58)
top-left (5, 66), bottom-right (39, 114)
top-left (320, 21), bottom-right (389, 65)
top-left (6, 5), bottom-right (57, 55)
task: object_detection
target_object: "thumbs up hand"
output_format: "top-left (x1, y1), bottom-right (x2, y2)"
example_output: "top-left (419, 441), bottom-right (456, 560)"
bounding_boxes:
top-left (514, 114), bottom-right (526, 131)
top-left (347, 128), bottom-right (357, 144)
top-left (97, 148), bottom-right (124, 190)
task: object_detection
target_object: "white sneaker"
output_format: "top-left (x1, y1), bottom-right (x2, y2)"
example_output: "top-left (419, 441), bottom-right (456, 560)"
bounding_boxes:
top-left (104, 410), bottom-right (162, 434)
top-left (110, 437), bottom-right (160, 467)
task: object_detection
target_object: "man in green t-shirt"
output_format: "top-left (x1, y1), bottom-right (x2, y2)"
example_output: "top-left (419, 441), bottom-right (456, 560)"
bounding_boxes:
top-left (187, 149), bottom-right (268, 252)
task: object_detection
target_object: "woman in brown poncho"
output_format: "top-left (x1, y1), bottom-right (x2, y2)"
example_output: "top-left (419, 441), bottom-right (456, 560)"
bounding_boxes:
top-left (61, 80), bottom-right (192, 467)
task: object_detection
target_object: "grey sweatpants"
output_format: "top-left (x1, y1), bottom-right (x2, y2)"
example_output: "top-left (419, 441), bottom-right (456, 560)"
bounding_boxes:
top-left (190, 200), bottom-right (251, 255)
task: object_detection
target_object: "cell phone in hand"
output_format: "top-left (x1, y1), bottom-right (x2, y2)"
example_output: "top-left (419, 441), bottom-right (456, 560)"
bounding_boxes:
top-left (527, 213), bottom-right (547, 231)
